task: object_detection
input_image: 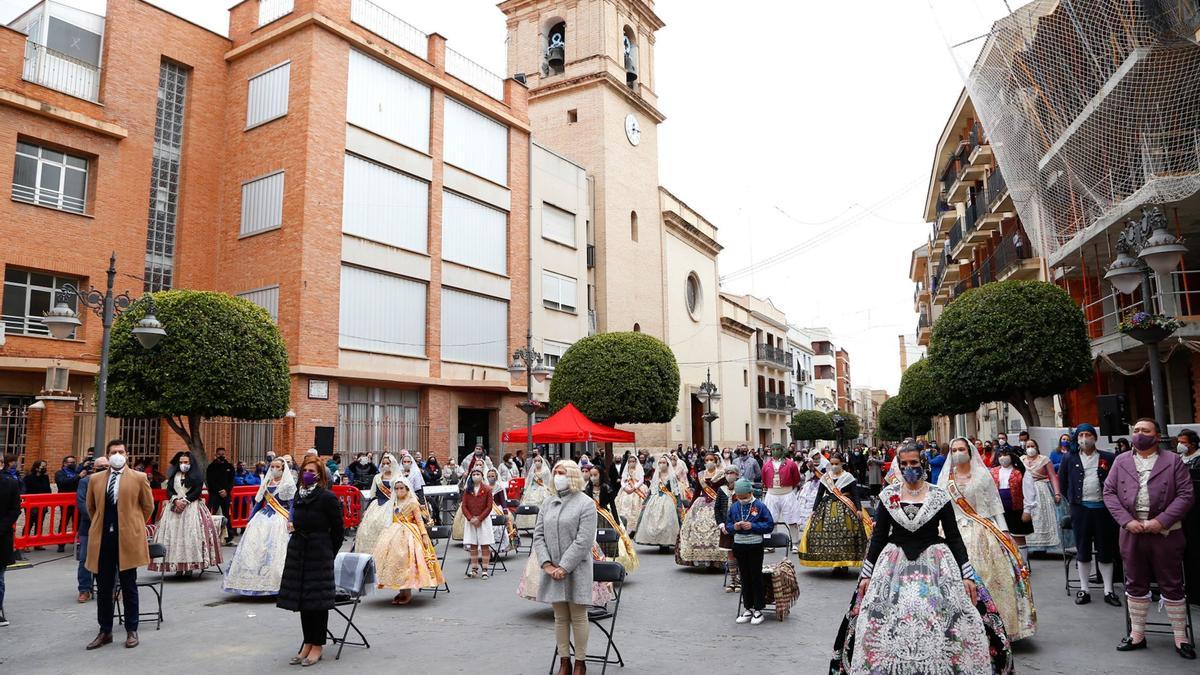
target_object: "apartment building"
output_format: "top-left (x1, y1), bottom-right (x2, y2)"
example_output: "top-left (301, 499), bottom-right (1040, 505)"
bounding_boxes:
top-left (788, 329), bottom-right (816, 412)
top-left (721, 293), bottom-right (793, 447)
top-left (0, 0), bottom-right (535, 467)
top-left (792, 326), bottom-right (839, 413)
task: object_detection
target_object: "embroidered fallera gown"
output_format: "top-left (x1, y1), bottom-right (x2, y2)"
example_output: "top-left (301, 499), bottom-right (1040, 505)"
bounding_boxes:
top-left (150, 472), bottom-right (223, 573)
top-left (355, 474), bottom-right (397, 555)
top-left (798, 471), bottom-right (869, 568)
top-left (1023, 455), bottom-right (1061, 550)
top-left (373, 498), bottom-right (445, 591)
top-left (633, 469), bottom-right (684, 547)
top-left (675, 471), bottom-right (727, 567)
top-left (223, 479), bottom-right (293, 595)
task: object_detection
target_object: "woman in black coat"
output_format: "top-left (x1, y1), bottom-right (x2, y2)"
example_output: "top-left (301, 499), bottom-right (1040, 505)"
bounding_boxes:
top-left (22, 460), bottom-right (52, 549)
top-left (278, 457), bottom-right (344, 666)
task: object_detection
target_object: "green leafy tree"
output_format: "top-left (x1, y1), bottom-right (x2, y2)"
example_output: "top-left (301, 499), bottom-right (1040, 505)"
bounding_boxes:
top-left (548, 332), bottom-right (680, 426)
top-left (928, 280), bottom-right (1092, 427)
top-left (790, 409), bottom-right (835, 442)
top-left (829, 410), bottom-right (861, 446)
top-left (107, 291), bottom-right (291, 467)
top-left (878, 396), bottom-right (932, 440)
top-left (897, 358), bottom-right (967, 418)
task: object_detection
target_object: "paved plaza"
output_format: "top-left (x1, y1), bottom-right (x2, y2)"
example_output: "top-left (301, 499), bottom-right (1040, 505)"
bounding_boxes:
top-left (0, 538), bottom-right (1195, 674)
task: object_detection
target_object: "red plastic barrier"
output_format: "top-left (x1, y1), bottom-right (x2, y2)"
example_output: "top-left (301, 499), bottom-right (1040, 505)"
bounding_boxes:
top-left (227, 485), bottom-right (258, 529)
top-left (14, 493), bottom-right (79, 548)
top-left (333, 485), bottom-right (362, 528)
top-left (506, 477), bottom-right (525, 502)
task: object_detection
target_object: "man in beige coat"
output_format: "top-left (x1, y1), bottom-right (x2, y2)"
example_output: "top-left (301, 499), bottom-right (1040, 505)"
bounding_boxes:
top-left (85, 439), bottom-right (154, 650)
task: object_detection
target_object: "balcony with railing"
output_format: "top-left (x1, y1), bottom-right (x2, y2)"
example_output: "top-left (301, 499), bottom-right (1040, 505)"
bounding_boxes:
top-left (756, 343), bottom-right (793, 370)
top-left (967, 121), bottom-right (994, 165)
top-left (757, 391), bottom-right (791, 412)
top-left (1083, 268), bottom-right (1200, 356)
top-left (917, 312), bottom-right (932, 345)
top-left (10, 2), bottom-right (105, 103)
top-left (947, 214), bottom-right (964, 252)
top-left (21, 41), bottom-right (100, 102)
top-left (986, 167), bottom-right (1008, 211)
top-left (985, 229), bottom-right (1036, 281)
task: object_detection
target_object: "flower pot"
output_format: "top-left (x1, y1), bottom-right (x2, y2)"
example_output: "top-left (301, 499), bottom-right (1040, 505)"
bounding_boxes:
top-left (1124, 325), bottom-right (1174, 344)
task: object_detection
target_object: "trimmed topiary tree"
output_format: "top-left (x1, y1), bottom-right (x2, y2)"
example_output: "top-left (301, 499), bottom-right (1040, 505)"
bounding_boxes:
top-left (928, 280), bottom-right (1092, 427)
top-left (878, 395), bottom-right (932, 440)
top-left (106, 290), bottom-right (291, 467)
top-left (789, 409), bottom-right (835, 443)
top-left (548, 332), bottom-right (680, 426)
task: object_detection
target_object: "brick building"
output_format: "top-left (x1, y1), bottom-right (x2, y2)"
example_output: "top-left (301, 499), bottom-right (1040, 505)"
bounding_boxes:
top-left (0, 0), bottom-right (533, 470)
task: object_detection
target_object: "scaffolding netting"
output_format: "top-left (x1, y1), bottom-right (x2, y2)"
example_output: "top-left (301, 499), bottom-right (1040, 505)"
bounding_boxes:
top-left (933, 0), bottom-right (1200, 262)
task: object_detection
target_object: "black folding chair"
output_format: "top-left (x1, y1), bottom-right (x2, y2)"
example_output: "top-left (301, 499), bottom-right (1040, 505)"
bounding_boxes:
top-left (421, 525), bottom-right (452, 598)
top-left (326, 552), bottom-right (373, 660)
top-left (115, 542), bottom-right (167, 630)
top-left (515, 505), bottom-right (539, 553)
top-left (736, 531), bottom-right (791, 618)
top-left (489, 514), bottom-right (512, 573)
top-left (548, 560), bottom-right (627, 675)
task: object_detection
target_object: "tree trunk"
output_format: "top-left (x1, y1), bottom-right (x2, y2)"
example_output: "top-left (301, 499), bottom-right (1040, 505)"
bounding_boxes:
top-left (164, 414), bottom-right (208, 477)
top-left (1006, 395), bottom-right (1040, 429)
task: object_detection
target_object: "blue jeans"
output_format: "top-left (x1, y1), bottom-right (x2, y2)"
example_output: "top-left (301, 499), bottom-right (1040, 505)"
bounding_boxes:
top-left (77, 537), bottom-right (93, 593)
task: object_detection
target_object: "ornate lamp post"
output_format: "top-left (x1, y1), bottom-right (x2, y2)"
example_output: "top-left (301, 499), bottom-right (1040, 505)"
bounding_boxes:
top-left (695, 368), bottom-right (720, 451)
top-left (1104, 206), bottom-right (1187, 435)
top-left (509, 328), bottom-right (550, 461)
top-left (41, 253), bottom-right (166, 455)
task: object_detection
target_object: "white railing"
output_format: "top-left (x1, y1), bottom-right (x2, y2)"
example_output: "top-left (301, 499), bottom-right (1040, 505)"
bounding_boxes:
top-left (258, 0), bottom-right (294, 27)
top-left (445, 46), bottom-right (504, 100)
top-left (11, 182), bottom-right (86, 213)
top-left (1084, 268), bottom-right (1200, 338)
top-left (350, 0), bottom-right (427, 57)
top-left (22, 41), bottom-right (99, 102)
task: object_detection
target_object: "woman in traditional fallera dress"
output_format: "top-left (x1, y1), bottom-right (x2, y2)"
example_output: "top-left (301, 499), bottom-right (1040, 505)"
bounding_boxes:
top-left (373, 479), bottom-right (445, 605)
top-left (452, 447), bottom-right (495, 540)
top-left (634, 455), bottom-right (685, 548)
top-left (224, 458), bottom-right (296, 595)
top-left (615, 452), bottom-right (646, 535)
top-left (940, 437), bottom-right (1037, 642)
top-left (151, 452), bottom-right (224, 574)
top-left (676, 452), bottom-right (728, 568)
top-left (354, 453), bottom-right (399, 555)
top-left (584, 464), bottom-right (640, 573)
top-left (1021, 439), bottom-right (1063, 551)
top-left (795, 452), bottom-right (822, 533)
top-left (518, 455), bottom-right (552, 530)
top-left (830, 443), bottom-right (1013, 675)
top-left (798, 452), bottom-right (869, 573)
top-left (487, 468), bottom-right (515, 555)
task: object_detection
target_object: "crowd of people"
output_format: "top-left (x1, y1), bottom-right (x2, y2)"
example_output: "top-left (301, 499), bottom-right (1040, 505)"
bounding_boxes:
top-left (0, 421), bottom-right (1196, 671)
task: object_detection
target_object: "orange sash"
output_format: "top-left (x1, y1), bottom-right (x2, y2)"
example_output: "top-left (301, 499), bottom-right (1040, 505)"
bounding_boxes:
top-left (945, 479), bottom-right (1030, 580)
top-left (263, 489), bottom-right (289, 519)
top-left (377, 481), bottom-right (392, 500)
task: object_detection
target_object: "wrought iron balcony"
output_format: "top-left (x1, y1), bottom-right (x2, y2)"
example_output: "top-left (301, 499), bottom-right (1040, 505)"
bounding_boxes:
top-left (947, 215), bottom-right (964, 251)
top-left (756, 343), bottom-right (793, 369)
top-left (757, 391), bottom-right (789, 411)
top-left (986, 168), bottom-right (1008, 211)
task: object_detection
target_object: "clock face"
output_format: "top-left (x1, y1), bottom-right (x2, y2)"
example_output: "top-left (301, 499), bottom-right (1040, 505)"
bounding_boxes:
top-left (624, 113), bottom-right (641, 146)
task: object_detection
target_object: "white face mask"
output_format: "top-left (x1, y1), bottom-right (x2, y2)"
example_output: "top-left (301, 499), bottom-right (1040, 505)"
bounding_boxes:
top-left (830, 464), bottom-right (843, 475)
top-left (553, 474), bottom-right (570, 491)
top-left (1025, 447), bottom-right (1037, 456)
top-left (1078, 437), bottom-right (1096, 450)
top-left (705, 461), bottom-right (716, 470)
top-left (108, 453), bottom-right (126, 470)
top-left (998, 455), bottom-right (1013, 467)
top-left (272, 467), bottom-right (284, 479)
top-left (1177, 442), bottom-right (1191, 454)
top-left (358, 457), bottom-right (368, 465)
top-left (952, 450), bottom-right (971, 465)
top-left (178, 463), bottom-right (191, 473)
top-left (402, 462), bottom-right (412, 471)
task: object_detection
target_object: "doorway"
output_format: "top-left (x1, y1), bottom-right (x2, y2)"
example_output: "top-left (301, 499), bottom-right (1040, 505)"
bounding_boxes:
top-left (690, 393), bottom-right (704, 449)
top-left (457, 408), bottom-right (491, 462)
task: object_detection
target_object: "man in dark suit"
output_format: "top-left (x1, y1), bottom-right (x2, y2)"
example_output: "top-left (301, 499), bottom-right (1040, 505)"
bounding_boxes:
top-left (1060, 422), bottom-right (1119, 607)
top-left (54, 455), bottom-right (81, 553)
top-left (85, 440), bottom-right (154, 650)
top-left (205, 447), bottom-right (236, 545)
top-left (0, 463), bottom-right (21, 627)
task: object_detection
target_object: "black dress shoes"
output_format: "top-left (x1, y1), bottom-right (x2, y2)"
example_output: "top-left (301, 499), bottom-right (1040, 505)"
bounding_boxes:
top-left (86, 632), bottom-right (113, 650)
top-left (1116, 636), bottom-right (1147, 652)
top-left (1103, 592), bottom-right (1122, 607)
top-left (1075, 591), bottom-right (1091, 605)
top-left (1177, 642), bottom-right (1196, 660)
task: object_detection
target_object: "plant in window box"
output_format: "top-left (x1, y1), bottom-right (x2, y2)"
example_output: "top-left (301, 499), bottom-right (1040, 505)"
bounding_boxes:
top-left (1117, 311), bottom-right (1182, 344)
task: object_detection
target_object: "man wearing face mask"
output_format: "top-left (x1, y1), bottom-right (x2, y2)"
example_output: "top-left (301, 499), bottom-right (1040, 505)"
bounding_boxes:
top-left (84, 440), bottom-right (154, 650)
top-left (55, 455), bottom-right (81, 553)
top-left (1104, 418), bottom-right (1195, 659)
top-left (761, 444), bottom-right (804, 553)
top-left (348, 452), bottom-right (378, 492)
top-left (732, 444), bottom-right (761, 484)
top-left (206, 447), bottom-right (236, 546)
top-left (74, 456), bottom-right (107, 603)
top-left (1059, 422), bottom-right (1120, 607)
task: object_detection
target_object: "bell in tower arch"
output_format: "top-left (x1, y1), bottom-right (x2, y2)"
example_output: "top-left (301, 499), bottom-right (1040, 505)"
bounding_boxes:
top-left (546, 22), bottom-right (566, 74)
top-left (623, 34), bottom-right (638, 85)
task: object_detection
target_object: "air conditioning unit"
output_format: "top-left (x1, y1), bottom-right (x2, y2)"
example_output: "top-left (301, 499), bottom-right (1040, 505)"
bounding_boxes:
top-left (44, 366), bottom-right (69, 393)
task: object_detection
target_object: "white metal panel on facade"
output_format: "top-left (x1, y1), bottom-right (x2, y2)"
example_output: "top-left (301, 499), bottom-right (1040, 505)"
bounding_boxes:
top-left (342, 154), bottom-right (428, 252)
top-left (339, 265), bottom-right (426, 356)
top-left (442, 191), bottom-right (506, 275)
top-left (541, 270), bottom-right (577, 312)
top-left (541, 202), bottom-right (576, 247)
top-left (441, 287), bottom-right (507, 367)
top-left (240, 171), bottom-right (284, 236)
top-left (443, 98), bottom-right (507, 185)
top-left (258, 0), bottom-right (294, 26)
top-left (238, 286), bottom-right (280, 322)
top-left (347, 50), bottom-right (430, 154)
top-left (246, 62), bottom-right (290, 128)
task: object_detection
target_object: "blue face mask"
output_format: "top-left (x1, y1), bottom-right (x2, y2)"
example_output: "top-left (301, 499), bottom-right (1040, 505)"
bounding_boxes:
top-left (901, 466), bottom-right (923, 484)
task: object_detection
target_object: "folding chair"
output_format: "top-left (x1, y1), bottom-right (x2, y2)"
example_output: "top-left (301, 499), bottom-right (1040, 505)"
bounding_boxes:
top-left (116, 543), bottom-right (167, 631)
top-left (327, 552), bottom-right (374, 660)
top-left (421, 525), bottom-right (452, 598)
top-left (549, 560), bottom-right (627, 675)
top-left (515, 505), bottom-right (539, 553)
top-left (736, 531), bottom-right (790, 618)
top-left (595, 526), bottom-right (619, 554)
top-left (489, 514), bottom-right (512, 574)
top-left (1060, 513), bottom-right (1078, 595)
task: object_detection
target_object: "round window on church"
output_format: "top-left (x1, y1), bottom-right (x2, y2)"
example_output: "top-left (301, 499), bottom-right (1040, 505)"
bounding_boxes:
top-left (685, 272), bottom-right (701, 321)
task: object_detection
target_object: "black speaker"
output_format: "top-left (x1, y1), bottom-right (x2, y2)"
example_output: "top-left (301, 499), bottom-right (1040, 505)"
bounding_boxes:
top-left (313, 426), bottom-right (334, 454)
top-left (1097, 394), bottom-right (1127, 438)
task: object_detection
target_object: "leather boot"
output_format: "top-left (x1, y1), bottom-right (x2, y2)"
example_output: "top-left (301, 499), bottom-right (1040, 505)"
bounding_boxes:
top-left (557, 656), bottom-right (571, 675)
top-left (86, 632), bottom-right (113, 650)
top-left (573, 659), bottom-right (587, 675)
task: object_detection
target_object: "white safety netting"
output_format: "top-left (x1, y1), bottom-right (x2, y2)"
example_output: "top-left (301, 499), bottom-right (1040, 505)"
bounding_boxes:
top-left (933, 0), bottom-right (1200, 262)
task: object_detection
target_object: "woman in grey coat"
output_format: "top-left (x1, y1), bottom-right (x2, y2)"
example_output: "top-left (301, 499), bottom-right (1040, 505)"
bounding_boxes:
top-left (534, 459), bottom-right (597, 675)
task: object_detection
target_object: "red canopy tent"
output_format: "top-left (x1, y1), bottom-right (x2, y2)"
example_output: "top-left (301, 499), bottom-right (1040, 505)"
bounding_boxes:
top-left (501, 403), bottom-right (635, 444)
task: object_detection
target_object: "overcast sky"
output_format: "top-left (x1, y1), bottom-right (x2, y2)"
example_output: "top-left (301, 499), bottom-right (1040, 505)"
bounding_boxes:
top-left (2, 0), bottom-right (976, 394)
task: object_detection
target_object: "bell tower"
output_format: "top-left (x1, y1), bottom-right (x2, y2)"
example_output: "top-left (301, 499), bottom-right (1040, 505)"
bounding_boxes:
top-left (500, 0), bottom-right (668, 338)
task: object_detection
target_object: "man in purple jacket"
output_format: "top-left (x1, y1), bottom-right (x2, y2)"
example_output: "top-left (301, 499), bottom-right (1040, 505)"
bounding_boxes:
top-left (1103, 417), bottom-right (1195, 660)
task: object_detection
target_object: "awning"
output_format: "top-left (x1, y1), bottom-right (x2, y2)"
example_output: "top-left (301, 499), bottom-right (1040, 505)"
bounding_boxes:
top-left (501, 403), bottom-right (635, 444)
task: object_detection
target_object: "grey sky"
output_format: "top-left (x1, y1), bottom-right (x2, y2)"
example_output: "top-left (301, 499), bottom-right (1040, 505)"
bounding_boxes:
top-left (1, 0), bottom-right (968, 393)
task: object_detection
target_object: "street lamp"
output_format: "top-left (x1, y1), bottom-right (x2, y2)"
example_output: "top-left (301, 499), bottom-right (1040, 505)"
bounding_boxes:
top-left (510, 329), bottom-right (550, 461)
top-left (40, 253), bottom-right (166, 455)
top-left (696, 368), bottom-right (720, 450)
top-left (1104, 206), bottom-right (1186, 435)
